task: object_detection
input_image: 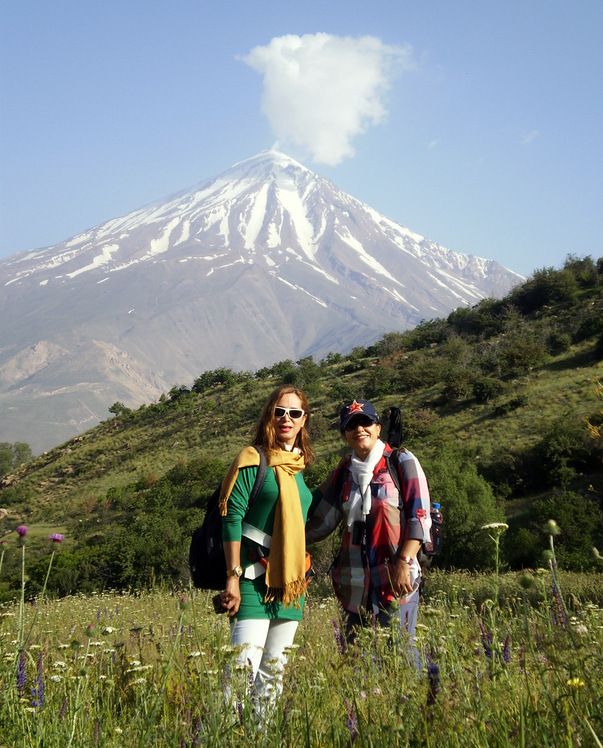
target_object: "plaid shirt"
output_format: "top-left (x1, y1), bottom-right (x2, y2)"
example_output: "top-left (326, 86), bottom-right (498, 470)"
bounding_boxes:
top-left (306, 445), bottom-right (431, 614)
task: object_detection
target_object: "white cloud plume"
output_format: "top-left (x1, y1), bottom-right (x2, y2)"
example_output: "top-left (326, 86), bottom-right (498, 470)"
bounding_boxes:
top-left (242, 33), bottom-right (414, 166)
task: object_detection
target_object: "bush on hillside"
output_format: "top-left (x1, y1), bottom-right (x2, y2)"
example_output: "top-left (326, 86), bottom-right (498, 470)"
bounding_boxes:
top-left (423, 444), bottom-right (504, 569)
top-left (527, 490), bottom-right (603, 570)
top-left (510, 266), bottom-right (579, 315)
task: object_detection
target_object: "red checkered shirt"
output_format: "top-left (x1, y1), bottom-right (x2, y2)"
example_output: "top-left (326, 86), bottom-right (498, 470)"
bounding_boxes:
top-left (306, 445), bottom-right (432, 613)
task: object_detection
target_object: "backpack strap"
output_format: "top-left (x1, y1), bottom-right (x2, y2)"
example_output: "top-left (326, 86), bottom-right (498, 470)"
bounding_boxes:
top-left (385, 448), bottom-right (403, 502)
top-left (246, 445), bottom-right (267, 513)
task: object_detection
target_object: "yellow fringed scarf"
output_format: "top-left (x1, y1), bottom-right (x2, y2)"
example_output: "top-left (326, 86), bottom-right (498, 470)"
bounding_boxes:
top-left (219, 446), bottom-right (307, 608)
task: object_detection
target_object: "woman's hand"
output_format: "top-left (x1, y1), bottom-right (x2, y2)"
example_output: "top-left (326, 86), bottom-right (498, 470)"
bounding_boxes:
top-left (221, 576), bottom-right (241, 616)
top-left (391, 558), bottom-right (414, 597)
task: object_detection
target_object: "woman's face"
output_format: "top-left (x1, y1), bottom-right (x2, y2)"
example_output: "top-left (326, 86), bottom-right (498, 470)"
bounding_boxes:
top-left (274, 392), bottom-right (307, 449)
top-left (344, 416), bottom-right (382, 459)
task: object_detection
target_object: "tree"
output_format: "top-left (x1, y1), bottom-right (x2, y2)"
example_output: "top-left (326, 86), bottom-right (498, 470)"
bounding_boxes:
top-left (108, 402), bottom-right (130, 416)
top-left (0, 442), bottom-right (33, 480)
top-left (423, 445), bottom-right (504, 569)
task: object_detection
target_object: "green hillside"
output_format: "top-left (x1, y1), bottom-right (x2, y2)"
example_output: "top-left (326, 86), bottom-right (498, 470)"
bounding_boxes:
top-left (1, 255), bottom-right (602, 599)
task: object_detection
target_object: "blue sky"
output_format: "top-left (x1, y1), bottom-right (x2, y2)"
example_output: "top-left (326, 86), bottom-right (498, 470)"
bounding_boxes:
top-left (1, 1), bottom-right (601, 277)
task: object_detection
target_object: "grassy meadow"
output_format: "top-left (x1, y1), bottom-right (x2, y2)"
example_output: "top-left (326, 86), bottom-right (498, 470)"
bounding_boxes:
top-left (1, 540), bottom-right (602, 747)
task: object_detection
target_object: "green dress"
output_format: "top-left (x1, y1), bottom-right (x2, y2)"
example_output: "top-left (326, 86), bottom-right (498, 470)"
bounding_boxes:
top-left (221, 461), bottom-right (313, 621)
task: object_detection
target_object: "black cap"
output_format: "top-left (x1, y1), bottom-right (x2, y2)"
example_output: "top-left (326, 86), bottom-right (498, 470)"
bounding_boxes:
top-left (339, 399), bottom-right (380, 429)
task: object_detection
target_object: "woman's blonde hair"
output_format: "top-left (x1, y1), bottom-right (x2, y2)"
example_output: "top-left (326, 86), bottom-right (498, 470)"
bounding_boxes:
top-left (253, 385), bottom-right (315, 465)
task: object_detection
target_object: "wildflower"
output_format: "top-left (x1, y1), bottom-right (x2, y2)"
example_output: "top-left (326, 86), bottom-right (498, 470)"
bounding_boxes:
top-left (345, 698), bottom-right (358, 743)
top-left (518, 572), bottom-right (535, 590)
top-left (502, 633), bottom-right (511, 663)
top-left (425, 647), bottom-right (440, 708)
top-left (178, 596), bottom-right (192, 611)
top-left (16, 525), bottom-right (27, 537)
top-left (481, 522), bottom-right (508, 533)
top-left (0, 508), bottom-right (7, 520)
top-left (573, 624), bottom-right (589, 636)
top-left (332, 618), bottom-right (345, 654)
top-left (101, 627), bottom-right (115, 635)
top-left (59, 697), bottom-right (67, 721)
top-left (85, 624), bottom-right (97, 638)
top-left (17, 651), bottom-right (26, 697)
top-left (545, 519), bottom-right (561, 536)
top-left (31, 651), bottom-right (44, 708)
top-left (478, 620), bottom-right (493, 659)
top-left (566, 677), bottom-right (585, 689)
top-left (48, 533), bottom-right (64, 543)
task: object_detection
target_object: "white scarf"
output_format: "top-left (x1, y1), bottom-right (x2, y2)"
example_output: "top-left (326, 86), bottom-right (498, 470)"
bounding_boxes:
top-left (346, 439), bottom-right (386, 529)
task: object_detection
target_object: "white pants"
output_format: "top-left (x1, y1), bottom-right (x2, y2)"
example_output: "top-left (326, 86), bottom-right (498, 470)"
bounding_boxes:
top-left (229, 618), bottom-right (299, 709)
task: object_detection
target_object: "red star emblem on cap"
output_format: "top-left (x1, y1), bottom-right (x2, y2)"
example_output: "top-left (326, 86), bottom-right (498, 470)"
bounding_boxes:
top-left (348, 400), bottom-right (364, 413)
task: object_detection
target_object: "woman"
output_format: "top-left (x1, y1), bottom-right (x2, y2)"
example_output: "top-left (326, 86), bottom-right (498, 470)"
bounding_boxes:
top-left (218, 385), bottom-right (314, 713)
top-left (306, 399), bottom-right (431, 666)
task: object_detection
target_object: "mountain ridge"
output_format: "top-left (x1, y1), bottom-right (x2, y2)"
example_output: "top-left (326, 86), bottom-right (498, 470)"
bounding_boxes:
top-left (0, 150), bottom-right (522, 453)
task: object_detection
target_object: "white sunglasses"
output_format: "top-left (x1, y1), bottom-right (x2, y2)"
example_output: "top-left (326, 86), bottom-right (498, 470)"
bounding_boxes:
top-left (274, 406), bottom-right (306, 420)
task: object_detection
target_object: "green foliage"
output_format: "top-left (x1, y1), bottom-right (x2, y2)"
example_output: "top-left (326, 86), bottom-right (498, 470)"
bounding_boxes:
top-left (472, 376), bottom-right (505, 402)
top-left (510, 266), bottom-right (579, 314)
top-left (529, 490), bottom-right (603, 570)
top-left (442, 365), bottom-right (476, 402)
top-left (424, 444), bottom-right (504, 569)
top-left (500, 336), bottom-right (547, 375)
top-left (108, 401), bottom-right (131, 416)
top-left (528, 417), bottom-right (602, 488)
top-left (192, 367), bottom-right (238, 393)
top-left (0, 442), bottom-right (32, 480)
top-left (4, 254), bottom-right (603, 591)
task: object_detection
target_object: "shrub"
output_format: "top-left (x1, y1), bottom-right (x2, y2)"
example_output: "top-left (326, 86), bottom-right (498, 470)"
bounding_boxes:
top-left (510, 267), bottom-right (579, 314)
top-left (529, 490), bottom-right (603, 570)
top-left (423, 444), bottom-right (504, 569)
top-left (473, 377), bottom-right (505, 402)
top-left (545, 331), bottom-right (571, 354)
top-left (442, 366), bottom-right (476, 402)
top-left (500, 337), bottom-right (547, 375)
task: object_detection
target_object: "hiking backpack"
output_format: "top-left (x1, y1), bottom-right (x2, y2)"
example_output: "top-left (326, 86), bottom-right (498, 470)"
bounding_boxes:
top-left (189, 446), bottom-right (267, 590)
top-left (331, 406), bottom-right (443, 565)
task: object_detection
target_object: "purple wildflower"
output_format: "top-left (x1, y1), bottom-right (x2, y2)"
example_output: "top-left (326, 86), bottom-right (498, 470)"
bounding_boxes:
top-left (17, 651), bottom-right (26, 697)
top-left (16, 525), bottom-right (27, 537)
top-left (425, 647), bottom-right (440, 708)
top-left (94, 721), bottom-right (99, 744)
top-left (59, 697), bottom-right (68, 721)
top-left (478, 619), bottom-right (493, 659)
top-left (48, 533), bottom-right (64, 543)
top-left (345, 698), bottom-right (358, 743)
top-left (32, 651), bottom-right (44, 708)
top-left (332, 618), bottom-right (345, 654)
top-left (503, 633), bottom-right (511, 663)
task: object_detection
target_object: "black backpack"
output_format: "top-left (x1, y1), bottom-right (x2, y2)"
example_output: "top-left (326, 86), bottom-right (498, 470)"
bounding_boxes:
top-left (189, 446), bottom-right (267, 590)
top-left (386, 405), bottom-right (442, 565)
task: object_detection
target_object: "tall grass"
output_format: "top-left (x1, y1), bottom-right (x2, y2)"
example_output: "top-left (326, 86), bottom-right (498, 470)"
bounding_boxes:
top-left (1, 559), bottom-right (602, 745)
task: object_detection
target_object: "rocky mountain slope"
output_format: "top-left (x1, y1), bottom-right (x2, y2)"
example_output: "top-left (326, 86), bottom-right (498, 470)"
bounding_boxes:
top-left (0, 150), bottom-right (521, 453)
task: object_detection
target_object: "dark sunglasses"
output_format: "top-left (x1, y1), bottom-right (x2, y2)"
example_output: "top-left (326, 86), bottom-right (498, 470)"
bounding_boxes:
top-left (274, 406), bottom-right (306, 420)
top-left (344, 416), bottom-right (376, 431)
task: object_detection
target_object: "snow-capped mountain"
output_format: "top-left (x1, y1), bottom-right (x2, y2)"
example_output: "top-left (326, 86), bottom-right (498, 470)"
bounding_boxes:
top-left (0, 150), bottom-right (522, 453)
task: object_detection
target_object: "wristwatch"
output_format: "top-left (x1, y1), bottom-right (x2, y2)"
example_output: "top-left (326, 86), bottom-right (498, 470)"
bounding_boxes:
top-left (399, 555), bottom-right (414, 565)
top-left (226, 565), bottom-right (243, 578)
